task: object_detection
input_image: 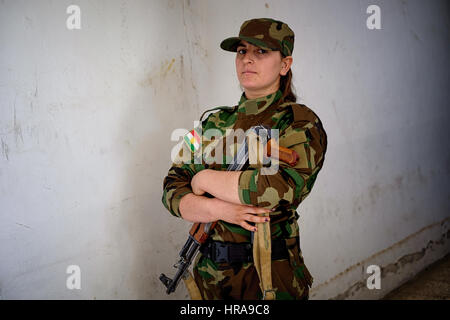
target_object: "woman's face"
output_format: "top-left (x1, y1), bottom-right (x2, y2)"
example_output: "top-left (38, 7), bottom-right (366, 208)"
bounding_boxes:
top-left (235, 40), bottom-right (292, 99)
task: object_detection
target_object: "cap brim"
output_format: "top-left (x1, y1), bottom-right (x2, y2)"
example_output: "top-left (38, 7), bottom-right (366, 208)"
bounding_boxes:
top-left (220, 36), bottom-right (274, 53)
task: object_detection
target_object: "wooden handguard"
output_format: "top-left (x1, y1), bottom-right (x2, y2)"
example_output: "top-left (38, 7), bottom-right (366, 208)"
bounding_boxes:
top-left (190, 221), bottom-right (218, 244)
top-left (266, 139), bottom-right (299, 167)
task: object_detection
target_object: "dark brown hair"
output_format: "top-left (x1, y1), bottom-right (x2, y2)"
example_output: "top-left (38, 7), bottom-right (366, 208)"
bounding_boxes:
top-left (279, 69), bottom-right (297, 103)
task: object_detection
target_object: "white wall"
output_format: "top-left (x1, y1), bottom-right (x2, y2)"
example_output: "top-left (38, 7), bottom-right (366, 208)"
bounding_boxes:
top-left (0, 0), bottom-right (448, 299)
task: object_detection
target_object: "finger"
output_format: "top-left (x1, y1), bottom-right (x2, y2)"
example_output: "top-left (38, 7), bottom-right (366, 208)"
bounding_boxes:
top-left (241, 221), bottom-right (257, 232)
top-left (248, 207), bottom-right (272, 215)
top-left (246, 214), bottom-right (269, 224)
top-left (242, 204), bottom-right (269, 211)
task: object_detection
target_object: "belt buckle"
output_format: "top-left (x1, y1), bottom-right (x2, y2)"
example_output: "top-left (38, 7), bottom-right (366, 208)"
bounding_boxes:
top-left (214, 242), bottom-right (229, 263)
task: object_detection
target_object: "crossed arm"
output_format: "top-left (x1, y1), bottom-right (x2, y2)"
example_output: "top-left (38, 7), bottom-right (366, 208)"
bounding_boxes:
top-left (190, 169), bottom-right (241, 204)
top-left (179, 169), bottom-right (270, 232)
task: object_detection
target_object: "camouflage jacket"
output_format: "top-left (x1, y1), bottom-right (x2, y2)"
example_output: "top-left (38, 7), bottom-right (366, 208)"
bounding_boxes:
top-left (162, 90), bottom-right (327, 243)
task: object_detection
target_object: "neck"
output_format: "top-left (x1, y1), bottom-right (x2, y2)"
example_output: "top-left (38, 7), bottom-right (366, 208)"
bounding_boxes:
top-left (244, 89), bottom-right (276, 100)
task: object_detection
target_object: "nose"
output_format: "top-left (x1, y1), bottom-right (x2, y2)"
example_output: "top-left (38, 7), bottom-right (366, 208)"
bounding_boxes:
top-left (242, 50), bottom-right (255, 64)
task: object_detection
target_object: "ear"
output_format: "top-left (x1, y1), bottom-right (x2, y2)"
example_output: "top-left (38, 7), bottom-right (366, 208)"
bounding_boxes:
top-left (280, 56), bottom-right (293, 76)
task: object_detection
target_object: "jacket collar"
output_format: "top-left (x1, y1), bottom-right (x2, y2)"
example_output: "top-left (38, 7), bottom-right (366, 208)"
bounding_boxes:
top-left (237, 90), bottom-right (283, 115)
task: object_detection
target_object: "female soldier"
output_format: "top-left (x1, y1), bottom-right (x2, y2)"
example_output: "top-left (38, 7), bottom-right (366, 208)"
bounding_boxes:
top-left (162, 18), bottom-right (327, 300)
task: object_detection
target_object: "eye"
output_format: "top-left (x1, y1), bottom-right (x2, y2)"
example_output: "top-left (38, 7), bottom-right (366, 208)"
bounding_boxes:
top-left (237, 48), bottom-right (246, 54)
top-left (257, 48), bottom-right (268, 54)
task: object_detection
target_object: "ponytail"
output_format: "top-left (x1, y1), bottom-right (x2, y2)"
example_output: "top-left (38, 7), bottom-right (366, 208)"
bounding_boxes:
top-left (279, 69), bottom-right (297, 103)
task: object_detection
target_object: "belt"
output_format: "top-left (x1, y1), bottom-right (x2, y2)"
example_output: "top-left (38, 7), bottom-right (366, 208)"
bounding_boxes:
top-left (199, 238), bottom-right (290, 264)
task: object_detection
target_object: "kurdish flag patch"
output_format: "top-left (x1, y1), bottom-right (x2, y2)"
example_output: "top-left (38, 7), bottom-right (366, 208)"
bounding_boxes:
top-left (184, 127), bottom-right (202, 152)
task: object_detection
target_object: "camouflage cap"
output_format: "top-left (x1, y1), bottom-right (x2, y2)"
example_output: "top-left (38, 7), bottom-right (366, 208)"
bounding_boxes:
top-left (220, 18), bottom-right (295, 57)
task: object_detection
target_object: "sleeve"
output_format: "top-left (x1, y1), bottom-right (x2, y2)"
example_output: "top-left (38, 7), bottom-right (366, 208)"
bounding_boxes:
top-left (161, 113), bottom-right (216, 218)
top-left (237, 107), bottom-right (327, 210)
top-left (161, 157), bottom-right (197, 218)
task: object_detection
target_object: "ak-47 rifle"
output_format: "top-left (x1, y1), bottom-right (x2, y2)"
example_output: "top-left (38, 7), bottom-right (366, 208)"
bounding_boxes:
top-left (160, 125), bottom-right (299, 295)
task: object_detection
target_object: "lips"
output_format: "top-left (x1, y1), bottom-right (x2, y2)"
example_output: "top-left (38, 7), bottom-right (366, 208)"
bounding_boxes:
top-left (243, 71), bottom-right (256, 75)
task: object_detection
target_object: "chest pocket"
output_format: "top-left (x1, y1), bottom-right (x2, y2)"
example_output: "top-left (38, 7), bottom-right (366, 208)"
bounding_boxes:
top-left (279, 128), bottom-right (311, 170)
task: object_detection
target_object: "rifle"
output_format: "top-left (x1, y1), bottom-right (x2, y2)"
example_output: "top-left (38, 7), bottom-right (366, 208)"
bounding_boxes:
top-left (160, 125), bottom-right (299, 295)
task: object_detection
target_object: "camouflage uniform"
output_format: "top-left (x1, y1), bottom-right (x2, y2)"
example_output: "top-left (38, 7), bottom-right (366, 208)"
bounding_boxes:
top-left (162, 18), bottom-right (328, 300)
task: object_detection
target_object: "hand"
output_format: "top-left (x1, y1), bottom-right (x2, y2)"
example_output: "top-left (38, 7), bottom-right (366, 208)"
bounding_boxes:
top-left (191, 170), bottom-right (207, 196)
top-left (208, 198), bottom-right (272, 232)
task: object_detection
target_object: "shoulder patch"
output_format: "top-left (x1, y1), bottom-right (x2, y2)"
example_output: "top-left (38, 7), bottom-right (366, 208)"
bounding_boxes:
top-left (184, 127), bottom-right (202, 152)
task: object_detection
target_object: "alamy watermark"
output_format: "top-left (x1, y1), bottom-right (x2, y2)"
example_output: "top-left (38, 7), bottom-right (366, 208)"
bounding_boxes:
top-left (66, 5), bottom-right (81, 30)
top-left (171, 123), bottom-right (280, 175)
top-left (367, 5), bottom-right (381, 30)
top-left (66, 265), bottom-right (81, 290)
top-left (366, 264), bottom-right (381, 289)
